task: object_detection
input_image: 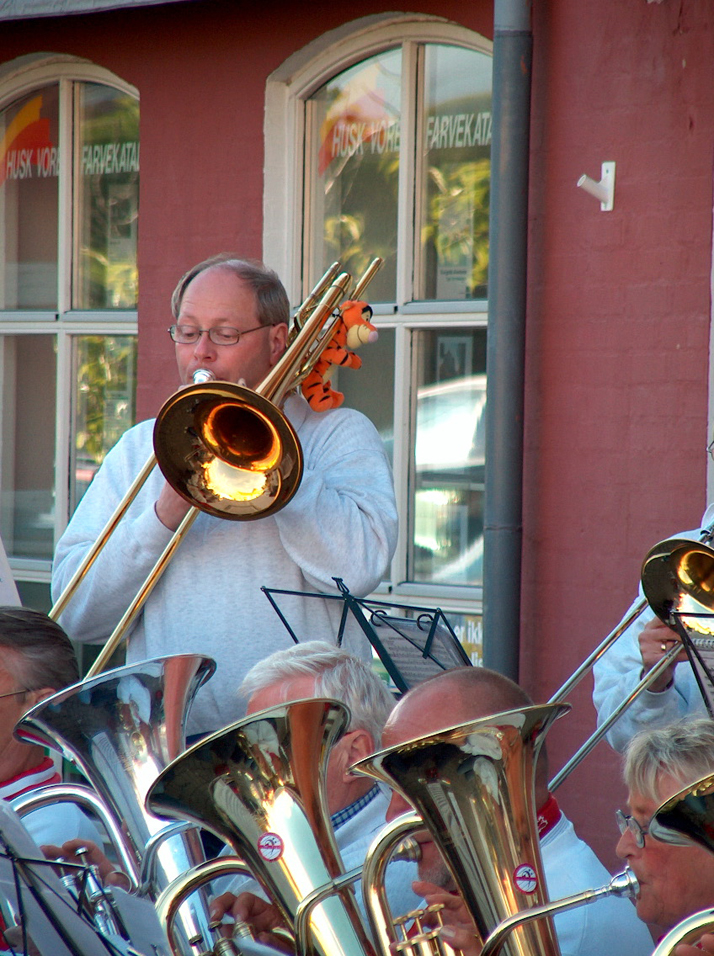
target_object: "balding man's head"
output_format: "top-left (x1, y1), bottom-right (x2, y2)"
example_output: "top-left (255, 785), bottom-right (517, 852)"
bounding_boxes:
top-left (383, 666), bottom-right (534, 745)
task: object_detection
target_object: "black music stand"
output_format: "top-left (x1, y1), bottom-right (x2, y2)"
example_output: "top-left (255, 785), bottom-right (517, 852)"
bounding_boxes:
top-left (261, 578), bottom-right (472, 694)
top-left (672, 613), bottom-right (714, 718)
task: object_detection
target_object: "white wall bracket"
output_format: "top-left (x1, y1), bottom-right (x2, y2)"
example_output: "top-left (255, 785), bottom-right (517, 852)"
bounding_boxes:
top-left (577, 161), bottom-right (616, 212)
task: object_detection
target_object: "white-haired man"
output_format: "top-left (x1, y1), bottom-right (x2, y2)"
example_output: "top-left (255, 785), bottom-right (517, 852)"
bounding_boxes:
top-left (210, 641), bottom-right (422, 940)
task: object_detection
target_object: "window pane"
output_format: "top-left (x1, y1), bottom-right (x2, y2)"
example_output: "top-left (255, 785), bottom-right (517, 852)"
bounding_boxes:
top-left (416, 45), bottom-right (492, 301)
top-left (0, 85), bottom-right (59, 309)
top-left (307, 49), bottom-right (401, 302)
top-left (0, 335), bottom-right (57, 559)
top-left (71, 334), bottom-right (137, 511)
top-left (74, 83), bottom-right (139, 309)
top-left (332, 327), bottom-right (395, 466)
top-left (410, 328), bottom-right (486, 585)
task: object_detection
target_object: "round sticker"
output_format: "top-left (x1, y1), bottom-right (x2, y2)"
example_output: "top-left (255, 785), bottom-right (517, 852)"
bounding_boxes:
top-left (513, 863), bottom-right (538, 894)
top-left (257, 832), bottom-right (284, 862)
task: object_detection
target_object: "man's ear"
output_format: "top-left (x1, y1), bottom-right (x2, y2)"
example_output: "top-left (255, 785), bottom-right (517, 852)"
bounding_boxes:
top-left (268, 322), bottom-right (288, 365)
top-left (343, 728), bottom-right (375, 778)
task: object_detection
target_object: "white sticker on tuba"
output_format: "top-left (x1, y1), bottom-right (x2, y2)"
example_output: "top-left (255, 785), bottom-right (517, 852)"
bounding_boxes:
top-left (513, 864), bottom-right (538, 894)
top-left (257, 832), bottom-right (284, 862)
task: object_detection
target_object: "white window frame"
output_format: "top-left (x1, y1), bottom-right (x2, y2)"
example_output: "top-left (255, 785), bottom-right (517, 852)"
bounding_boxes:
top-left (263, 15), bottom-right (491, 615)
top-left (0, 54), bottom-right (139, 590)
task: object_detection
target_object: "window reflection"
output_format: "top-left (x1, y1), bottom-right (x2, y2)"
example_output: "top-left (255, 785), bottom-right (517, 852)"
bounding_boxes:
top-left (418, 45), bottom-right (492, 301)
top-left (411, 329), bottom-right (486, 586)
top-left (0, 86), bottom-right (60, 309)
top-left (0, 335), bottom-right (57, 559)
top-left (332, 328), bottom-right (395, 466)
top-left (71, 335), bottom-right (137, 510)
top-left (74, 83), bottom-right (139, 309)
top-left (307, 49), bottom-right (401, 302)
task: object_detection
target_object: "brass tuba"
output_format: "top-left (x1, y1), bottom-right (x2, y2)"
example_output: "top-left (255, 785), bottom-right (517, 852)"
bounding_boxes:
top-left (13, 654), bottom-right (217, 955)
top-left (353, 704), bottom-right (569, 956)
top-left (146, 697), bottom-right (377, 956)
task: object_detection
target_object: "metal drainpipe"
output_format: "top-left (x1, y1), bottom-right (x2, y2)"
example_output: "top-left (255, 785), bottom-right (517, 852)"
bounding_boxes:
top-left (482, 0), bottom-right (532, 679)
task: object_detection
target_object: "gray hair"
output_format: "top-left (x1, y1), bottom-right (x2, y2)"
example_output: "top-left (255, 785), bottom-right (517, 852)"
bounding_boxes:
top-left (0, 607), bottom-right (79, 692)
top-left (624, 718), bottom-right (714, 803)
top-left (171, 254), bottom-right (290, 328)
top-left (239, 641), bottom-right (396, 747)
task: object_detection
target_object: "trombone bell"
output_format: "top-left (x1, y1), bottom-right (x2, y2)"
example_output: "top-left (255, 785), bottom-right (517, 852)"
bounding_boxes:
top-left (642, 534), bottom-right (714, 634)
top-left (154, 383), bottom-right (303, 520)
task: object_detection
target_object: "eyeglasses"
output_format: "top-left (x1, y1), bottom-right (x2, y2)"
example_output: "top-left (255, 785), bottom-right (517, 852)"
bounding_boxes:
top-left (167, 324), bottom-right (266, 346)
top-left (0, 688), bottom-right (29, 702)
top-left (616, 809), bottom-right (650, 848)
top-left (708, 438), bottom-right (714, 462)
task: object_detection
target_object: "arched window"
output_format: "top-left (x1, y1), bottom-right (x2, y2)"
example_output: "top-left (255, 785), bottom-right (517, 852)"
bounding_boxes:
top-left (264, 17), bottom-right (491, 656)
top-left (0, 54), bottom-right (139, 608)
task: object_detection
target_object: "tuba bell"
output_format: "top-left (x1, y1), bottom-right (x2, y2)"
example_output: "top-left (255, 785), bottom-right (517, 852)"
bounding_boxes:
top-left (147, 697), bottom-right (377, 956)
top-left (13, 653), bottom-right (217, 955)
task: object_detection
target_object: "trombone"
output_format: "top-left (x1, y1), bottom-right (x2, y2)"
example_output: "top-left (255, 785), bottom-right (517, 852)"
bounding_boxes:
top-left (548, 519), bottom-right (714, 790)
top-left (50, 258), bottom-right (383, 677)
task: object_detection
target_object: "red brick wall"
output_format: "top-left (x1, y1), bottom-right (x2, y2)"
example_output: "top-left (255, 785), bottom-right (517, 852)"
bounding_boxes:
top-left (525, 0), bottom-right (713, 868)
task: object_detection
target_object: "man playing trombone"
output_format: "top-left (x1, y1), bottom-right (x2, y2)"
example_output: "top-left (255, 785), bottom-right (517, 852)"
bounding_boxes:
top-left (592, 504), bottom-right (714, 753)
top-left (51, 255), bottom-right (398, 739)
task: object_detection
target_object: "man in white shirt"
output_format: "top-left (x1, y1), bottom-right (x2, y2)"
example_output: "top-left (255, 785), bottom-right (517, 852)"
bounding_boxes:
top-left (592, 504), bottom-right (714, 752)
top-left (52, 256), bottom-right (398, 738)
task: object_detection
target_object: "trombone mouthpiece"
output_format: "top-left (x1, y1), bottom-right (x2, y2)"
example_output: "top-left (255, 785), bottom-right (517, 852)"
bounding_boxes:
top-left (192, 368), bottom-right (215, 384)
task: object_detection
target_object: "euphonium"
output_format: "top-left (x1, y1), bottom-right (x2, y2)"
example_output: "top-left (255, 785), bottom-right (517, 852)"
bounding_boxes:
top-left (644, 774), bottom-right (714, 956)
top-left (13, 653), bottom-right (216, 955)
top-left (353, 704), bottom-right (570, 956)
top-left (650, 909), bottom-right (714, 956)
top-left (650, 772), bottom-right (714, 851)
top-left (147, 698), bottom-right (377, 956)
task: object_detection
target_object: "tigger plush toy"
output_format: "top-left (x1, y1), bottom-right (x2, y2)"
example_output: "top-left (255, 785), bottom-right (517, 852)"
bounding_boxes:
top-left (301, 300), bottom-right (378, 412)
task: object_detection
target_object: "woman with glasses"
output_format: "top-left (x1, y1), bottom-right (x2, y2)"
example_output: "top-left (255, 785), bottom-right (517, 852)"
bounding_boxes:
top-left (592, 499), bottom-right (714, 754)
top-left (616, 717), bottom-right (714, 937)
